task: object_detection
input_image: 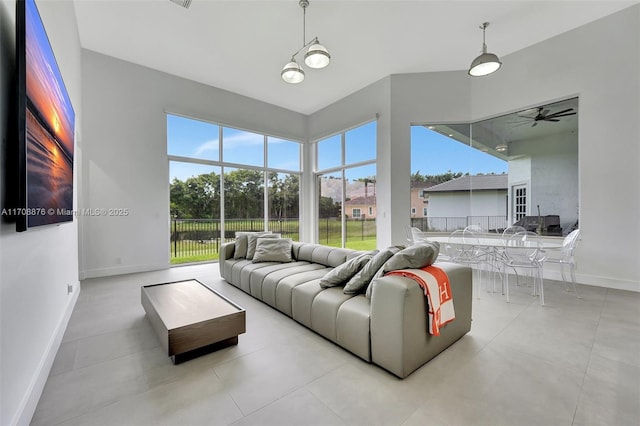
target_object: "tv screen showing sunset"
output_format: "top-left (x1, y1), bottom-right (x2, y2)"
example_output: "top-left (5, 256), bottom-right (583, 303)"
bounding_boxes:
top-left (24, 0), bottom-right (75, 227)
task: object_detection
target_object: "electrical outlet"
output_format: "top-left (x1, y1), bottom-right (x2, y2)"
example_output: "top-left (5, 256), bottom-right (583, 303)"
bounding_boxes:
top-left (67, 284), bottom-right (73, 294)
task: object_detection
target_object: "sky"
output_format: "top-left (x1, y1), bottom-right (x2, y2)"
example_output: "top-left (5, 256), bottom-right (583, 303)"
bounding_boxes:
top-left (167, 114), bottom-right (507, 183)
top-left (411, 126), bottom-right (507, 176)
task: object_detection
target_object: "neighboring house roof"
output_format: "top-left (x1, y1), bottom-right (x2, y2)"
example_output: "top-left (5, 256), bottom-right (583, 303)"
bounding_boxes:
top-left (425, 174), bottom-right (508, 193)
top-left (410, 180), bottom-right (435, 189)
top-left (345, 196), bottom-right (376, 205)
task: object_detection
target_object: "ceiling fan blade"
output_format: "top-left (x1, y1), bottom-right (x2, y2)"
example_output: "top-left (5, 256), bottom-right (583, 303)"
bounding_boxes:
top-left (548, 112), bottom-right (577, 118)
top-left (532, 122), bottom-right (538, 127)
top-left (545, 118), bottom-right (560, 122)
top-left (545, 108), bottom-right (575, 118)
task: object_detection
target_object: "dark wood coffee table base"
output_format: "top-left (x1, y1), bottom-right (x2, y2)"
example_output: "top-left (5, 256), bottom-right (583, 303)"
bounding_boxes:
top-left (172, 336), bottom-right (238, 364)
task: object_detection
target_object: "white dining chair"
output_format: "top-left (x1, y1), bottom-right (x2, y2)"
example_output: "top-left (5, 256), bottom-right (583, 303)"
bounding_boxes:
top-left (446, 229), bottom-right (488, 297)
top-left (544, 229), bottom-right (582, 298)
top-left (500, 231), bottom-right (547, 305)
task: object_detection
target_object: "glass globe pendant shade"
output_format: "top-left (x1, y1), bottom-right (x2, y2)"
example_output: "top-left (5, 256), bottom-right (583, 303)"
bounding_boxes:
top-left (304, 41), bottom-right (331, 69)
top-left (281, 61), bottom-right (305, 83)
top-left (468, 52), bottom-right (502, 76)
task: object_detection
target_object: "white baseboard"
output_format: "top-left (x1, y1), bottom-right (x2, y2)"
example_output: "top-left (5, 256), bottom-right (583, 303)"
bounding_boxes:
top-left (543, 270), bottom-right (639, 292)
top-left (79, 262), bottom-right (169, 279)
top-left (14, 281), bottom-right (80, 426)
top-left (575, 273), bottom-right (640, 292)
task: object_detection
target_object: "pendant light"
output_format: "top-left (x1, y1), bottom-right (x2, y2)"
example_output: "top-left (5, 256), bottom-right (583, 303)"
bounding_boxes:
top-left (468, 22), bottom-right (502, 77)
top-left (281, 0), bottom-right (331, 83)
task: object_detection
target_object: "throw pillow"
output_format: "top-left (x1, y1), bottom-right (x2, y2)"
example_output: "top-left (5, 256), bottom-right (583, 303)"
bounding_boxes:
top-left (252, 238), bottom-right (293, 263)
top-left (345, 248), bottom-right (398, 295)
top-left (233, 232), bottom-right (255, 259)
top-left (246, 233), bottom-right (280, 260)
top-left (382, 241), bottom-right (440, 272)
top-left (319, 252), bottom-right (373, 289)
top-left (363, 246), bottom-right (402, 298)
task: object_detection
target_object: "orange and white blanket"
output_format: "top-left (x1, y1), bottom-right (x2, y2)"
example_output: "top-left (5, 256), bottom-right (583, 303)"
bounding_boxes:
top-left (385, 266), bottom-right (455, 336)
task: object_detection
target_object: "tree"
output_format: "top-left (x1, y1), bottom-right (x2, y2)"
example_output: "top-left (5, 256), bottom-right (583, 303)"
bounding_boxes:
top-left (411, 170), bottom-right (465, 186)
top-left (268, 173), bottom-right (299, 219)
top-left (223, 169), bottom-right (264, 219)
top-left (170, 172), bottom-right (220, 219)
top-left (319, 196), bottom-right (339, 218)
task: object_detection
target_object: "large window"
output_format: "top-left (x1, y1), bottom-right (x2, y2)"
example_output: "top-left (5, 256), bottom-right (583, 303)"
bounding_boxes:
top-left (410, 125), bottom-right (508, 232)
top-left (411, 97), bottom-right (578, 235)
top-left (168, 114), bottom-right (301, 264)
top-left (316, 121), bottom-right (377, 250)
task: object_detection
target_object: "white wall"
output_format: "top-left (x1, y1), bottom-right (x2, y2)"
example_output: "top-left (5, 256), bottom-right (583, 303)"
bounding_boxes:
top-left (0, 1), bottom-right (81, 425)
top-left (307, 6), bottom-right (639, 290)
top-left (80, 51), bottom-right (307, 278)
top-left (427, 191), bottom-right (507, 228)
top-left (529, 133), bottom-right (579, 232)
top-left (507, 131), bottom-right (579, 231)
top-left (470, 6), bottom-right (639, 290)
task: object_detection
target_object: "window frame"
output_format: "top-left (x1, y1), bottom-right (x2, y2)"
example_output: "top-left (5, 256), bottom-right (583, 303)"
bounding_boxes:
top-left (167, 113), bottom-right (303, 263)
top-left (314, 119), bottom-right (377, 248)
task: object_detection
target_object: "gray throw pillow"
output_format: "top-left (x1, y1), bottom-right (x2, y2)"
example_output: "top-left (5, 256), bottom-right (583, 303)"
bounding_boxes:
top-left (319, 252), bottom-right (372, 289)
top-left (252, 238), bottom-right (293, 263)
top-left (363, 246), bottom-right (402, 298)
top-left (382, 241), bottom-right (440, 273)
top-left (233, 232), bottom-right (257, 259)
top-left (246, 233), bottom-right (279, 260)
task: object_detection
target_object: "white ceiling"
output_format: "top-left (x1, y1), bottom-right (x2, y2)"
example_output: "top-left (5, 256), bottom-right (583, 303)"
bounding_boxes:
top-left (429, 97), bottom-right (579, 159)
top-left (72, 0), bottom-right (638, 115)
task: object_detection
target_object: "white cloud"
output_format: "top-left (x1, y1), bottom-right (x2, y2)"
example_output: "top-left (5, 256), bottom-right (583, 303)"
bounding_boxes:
top-left (194, 139), bottom-right (219, 156)
top-left (223, 132), bottom-right (264, 148)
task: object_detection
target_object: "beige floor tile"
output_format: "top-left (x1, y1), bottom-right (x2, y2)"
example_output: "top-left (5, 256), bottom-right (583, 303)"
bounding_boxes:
top-left (213, 333), bottom-right (348, 415)
top-left (573, 352), bottom-right (640, 426)
top-left (306, 362), bottom-right (419, 426)
top-left (230, 388), bottom-right (345, 426)
top-left (58, 365), bottom-right (242, 426)
top-left (31, 348), bottom-right (167, 425)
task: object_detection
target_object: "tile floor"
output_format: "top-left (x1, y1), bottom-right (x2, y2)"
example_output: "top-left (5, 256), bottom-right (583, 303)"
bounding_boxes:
top-left (32, 264), bottom-right (640, 426)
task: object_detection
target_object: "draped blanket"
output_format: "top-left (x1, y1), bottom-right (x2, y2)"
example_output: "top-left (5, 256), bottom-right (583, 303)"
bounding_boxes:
top-left (385, 266), bottom-right (455, 336)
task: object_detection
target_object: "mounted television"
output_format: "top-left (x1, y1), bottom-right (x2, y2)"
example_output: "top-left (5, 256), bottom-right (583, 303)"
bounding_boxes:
top-left (15, 0), bottom-right (75, 231)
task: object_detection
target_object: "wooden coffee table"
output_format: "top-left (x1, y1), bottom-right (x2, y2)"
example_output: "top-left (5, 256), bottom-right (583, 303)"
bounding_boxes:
top-left (141, 279), bottom-right (245, 363)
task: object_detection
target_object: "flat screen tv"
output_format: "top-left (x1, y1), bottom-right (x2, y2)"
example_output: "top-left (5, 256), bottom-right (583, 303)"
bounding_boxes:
top-left (15, 0), bottom-right (75, 231)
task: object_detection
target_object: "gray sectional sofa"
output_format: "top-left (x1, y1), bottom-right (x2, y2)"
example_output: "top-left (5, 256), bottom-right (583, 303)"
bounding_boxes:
top-left (219, 241), bottom-right (472, 378)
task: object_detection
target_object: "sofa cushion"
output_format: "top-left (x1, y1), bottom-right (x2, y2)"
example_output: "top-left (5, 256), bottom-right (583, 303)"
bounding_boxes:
top-left (246, 233), bottom-right (280, 260)
top-left (260, 263), bottom-right (324, 308)
top-left (291, 280), bottom-right (325, 328)
top-left (336, 295), bottom-right (372, 361)
top-left (248, 261), bottom-right (309, 299)
top-left (319, 252), bottom-right (372, 288)
top-left (276, 269), bottom-right (331, 316)
top-left (326, 248), bottom-right (353, 267)
top-left (311, 288), bottom-right (354, 342)
top-left (252, 238), bottom-right (293, 263)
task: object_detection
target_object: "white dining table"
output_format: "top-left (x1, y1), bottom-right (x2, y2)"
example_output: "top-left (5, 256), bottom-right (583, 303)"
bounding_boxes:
top-left (424, 233), bottom-right (564, 305)
top-left (426, 233), bottom-right (563, 250)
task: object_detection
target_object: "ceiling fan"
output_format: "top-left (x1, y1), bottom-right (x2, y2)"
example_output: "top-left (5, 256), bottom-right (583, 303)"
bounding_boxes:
top-left (518, 107), bottom-right (577, 127)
